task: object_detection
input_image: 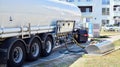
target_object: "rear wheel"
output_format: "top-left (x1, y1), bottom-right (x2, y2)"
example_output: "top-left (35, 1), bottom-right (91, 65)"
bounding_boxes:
top-left (27, 37), bottom-right (41, 61)
top-left (8, 40), bottom-right (26, 67)
top-left (41, 37), bottom-right (53, 57)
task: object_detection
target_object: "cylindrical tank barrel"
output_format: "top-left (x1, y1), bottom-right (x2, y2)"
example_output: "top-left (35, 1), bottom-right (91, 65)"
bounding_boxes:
top-left (0, 0), bottom-right (81, 28)
top-left (85, 40), bottom-right (115, 54)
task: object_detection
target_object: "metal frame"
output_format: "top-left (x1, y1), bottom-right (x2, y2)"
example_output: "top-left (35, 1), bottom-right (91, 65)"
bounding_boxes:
top-left (0, 24), bottom-right (55, 39)
top-left (56, 20), bottom-right (75, 35)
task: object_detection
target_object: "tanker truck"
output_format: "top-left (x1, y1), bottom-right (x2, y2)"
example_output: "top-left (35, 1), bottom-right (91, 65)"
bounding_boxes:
top-left (0, 0), bottom-right (88, 67)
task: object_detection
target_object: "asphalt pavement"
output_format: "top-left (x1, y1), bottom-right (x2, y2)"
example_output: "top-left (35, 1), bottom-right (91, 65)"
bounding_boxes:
top-left (23, 35), bottom-right (120, 67)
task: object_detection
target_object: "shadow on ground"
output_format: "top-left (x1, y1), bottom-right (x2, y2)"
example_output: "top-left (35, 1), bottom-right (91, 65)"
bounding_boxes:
top-left (23, 42), bottom-right (89, 67)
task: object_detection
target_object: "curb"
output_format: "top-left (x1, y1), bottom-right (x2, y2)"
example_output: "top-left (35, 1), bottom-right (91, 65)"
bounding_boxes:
top-left (84, 46), bottom-right (120, 56)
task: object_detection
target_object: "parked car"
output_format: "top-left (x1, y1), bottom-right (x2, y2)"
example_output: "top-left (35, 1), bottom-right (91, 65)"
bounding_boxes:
top-left (74, 29), bottom-right (88, 43)
top-left (103, 25), bottom-right (120, 32)
top-left (114, 26), bottom-right (120, 32)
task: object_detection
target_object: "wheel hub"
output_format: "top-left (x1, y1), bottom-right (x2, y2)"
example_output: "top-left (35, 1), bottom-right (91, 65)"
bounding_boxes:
top-left (31, 43), bottom-right (39, 57)
top-left (12, 47), bottom-right (23, 63)
top-left (46, 41), bottom-right (52, 53)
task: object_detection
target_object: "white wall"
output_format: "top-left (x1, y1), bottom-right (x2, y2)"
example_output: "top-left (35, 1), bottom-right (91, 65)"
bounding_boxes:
top-left (59, 0), bottom-right (120, 25)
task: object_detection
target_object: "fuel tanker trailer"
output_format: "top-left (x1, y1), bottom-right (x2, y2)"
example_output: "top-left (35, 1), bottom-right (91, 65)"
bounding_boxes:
top-left (0, 0), bottom-right (86, 67)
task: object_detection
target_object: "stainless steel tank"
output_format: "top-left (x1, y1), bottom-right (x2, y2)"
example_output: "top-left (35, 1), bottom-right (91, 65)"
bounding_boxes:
top-left (0, 0), bottom-right (81, 28)
top-left (0, 0), bottom-right (82, 38)
top-left (85, 40), bottom-right (115, 54)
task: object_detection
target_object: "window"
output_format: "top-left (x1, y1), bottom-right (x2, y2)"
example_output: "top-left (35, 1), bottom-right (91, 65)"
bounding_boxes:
top-left (86, 0), bottom-right (91, 2)
top-left (118, 7), bottom-right (120, 11)
top-left (78, 0), bottom-right (80, 2)
top-left (86, 18), bottom-right (91, 22)
top-left (102, 8), bottom-right (110, 15)
top-left (102, 0), bottom-right (110, 5)
top-left (102, 20), bottom-right (109, 26)
top-left (86, 8), bottom-right (90, 12)
top-left (114, 8), bottom-right (116, 11)
top-left (114, 5), bottom-right (120, 12)
top-left (114, 20), bottom-right (120, 26)
top-left (67, 0), bottom-right (74, 2)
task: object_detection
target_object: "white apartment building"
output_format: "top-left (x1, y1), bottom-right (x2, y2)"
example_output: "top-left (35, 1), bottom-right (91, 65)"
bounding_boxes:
top-left (59, 0), bottom-right (120, 26)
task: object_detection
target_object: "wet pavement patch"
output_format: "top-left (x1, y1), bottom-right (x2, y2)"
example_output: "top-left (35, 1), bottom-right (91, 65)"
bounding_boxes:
top-left (23, 43), bottom-right (87, 67)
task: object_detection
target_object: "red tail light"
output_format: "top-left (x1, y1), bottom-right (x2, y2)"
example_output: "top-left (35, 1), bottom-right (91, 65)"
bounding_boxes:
top-left (84, 34), bottom-right (88, 36)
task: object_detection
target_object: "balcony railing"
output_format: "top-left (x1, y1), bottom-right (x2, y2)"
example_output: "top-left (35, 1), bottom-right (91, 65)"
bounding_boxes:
top-left (114, 1), bottom-right (120, 5)
top-left (82, 12), bottom-right (93, 17)
top-left (114, 11), bottom-right (120, 16)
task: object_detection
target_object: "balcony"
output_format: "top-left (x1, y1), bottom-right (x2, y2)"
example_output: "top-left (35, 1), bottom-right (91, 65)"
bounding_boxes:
top-left (81, 12), bottom-right (93, 17)
top-left (114, 1), bottom-right (120, 5)
top-left (114, 11), bottom-right (120, 16)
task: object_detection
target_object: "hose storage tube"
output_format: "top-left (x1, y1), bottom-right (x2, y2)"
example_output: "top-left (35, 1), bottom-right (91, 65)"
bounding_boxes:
top-left (85, 40), bottom-right (115, 54)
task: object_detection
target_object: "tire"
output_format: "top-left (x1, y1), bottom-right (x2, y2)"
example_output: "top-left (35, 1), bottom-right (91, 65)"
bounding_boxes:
top-left (7, 40), bottom-right (26, 67)
top-left (27, 38), bottom-right (41, 61)
top-left (41, 37), bottom-right (53, 57)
